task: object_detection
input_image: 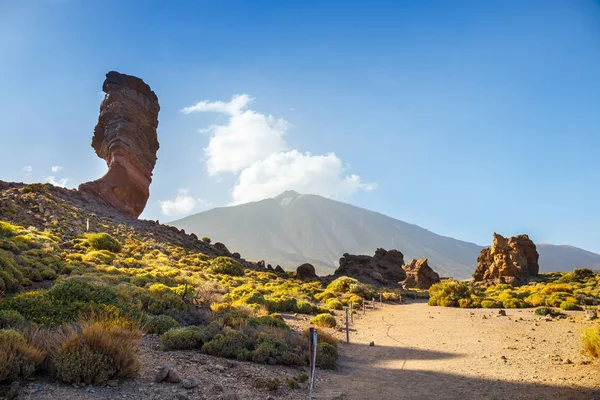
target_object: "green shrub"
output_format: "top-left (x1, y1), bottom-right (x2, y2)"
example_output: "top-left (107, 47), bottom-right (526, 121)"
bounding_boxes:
top-left (250, 316), bottom-right (289, 330)
top-left (263, 378), bottom-right (279, 391)
top-left (210, 257), bottom-right (244, 276)
top-left (326, 276), bottom-right (358, 293)
top-left (87, 233), bottom-right (122, 253)
top-left (481, 300), bottom-right (503, 309)
top-left (316, 342), bottom-right (338, 369)
top-left (326, 298), bottom-right (343, 310)
top-left (583, 324), bottom-right (600, 358)
top-left (534, 306), bottom-right (560, 316)
top-left (202, 327), bottom-right (251, 359)
top-left (145, 315), bottom-right (180, 335)
top-left (296, 301), bottom-right (316, 314)
top-left (0, 329), bottom-right (45, 383)
top-left (160, 326), bottom-right (205, 350)
top-left (311, 313), bottom-right (336, 328)
top-left (560, 301), bottom-right (581, 311)
top-left (428, 279), bottom-right (473, 307)
top-left (83, 250), bottom-right (116, 264)
top-left (0, 310), bottom-right (26, 329)
top-left (201, 237), bottom-right (211, 244)
top-left (53, 315), bottom-right (141, 385)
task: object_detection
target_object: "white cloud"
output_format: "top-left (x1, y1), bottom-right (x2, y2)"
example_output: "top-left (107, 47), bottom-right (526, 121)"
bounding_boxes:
top-left (159, 188), bottom-right (212, 217)
top-left (51, 165), bottom-right (63, 173)
top-left (45, 176), bottom-right (68, 188)
top-left (183, 94), bottom-right (376, 205)
top-left (232, 150), bottom-right (376, 205)
top-left (22, 165), bottom-right (33, 176)
top-left (182, 94), bottom-right (288, 175)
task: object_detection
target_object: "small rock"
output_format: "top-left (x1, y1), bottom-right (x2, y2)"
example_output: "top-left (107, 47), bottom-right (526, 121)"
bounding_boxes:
top-left (214, 364), bottom-right (226, 372)
top-left (155, 365), bottom-right (170, 383)
top-left (219, 394), bottom-right (240, 400)
top-left (226, 360), bottom-right (240, 368)
top-left (182, 377), bottom-right (198, 389)
top-left (173, 392), bottom-right (189, 400)
top-left (8, 382), bottom-right (19, 400)
top-left (562, 359), bottom-right (573, 365)
top-left (211, 384), bottom-right (224, 393)
top-left (107, 379), bottom-right (119, 388)
top-left (584, 310), bottom-right (598, 321)
top-left (500, 355), bottom-right (507, 362)
top-left (482, 315), bottom-right (488, 319)
top-left (369, 341), bottom-right (375, 347)
top-left (165, 369), bottom-right (182, 383)
top-left (497, 310), bottom-right (506, 317)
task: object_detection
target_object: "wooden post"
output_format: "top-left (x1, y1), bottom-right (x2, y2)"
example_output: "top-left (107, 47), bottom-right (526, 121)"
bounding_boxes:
top-left (344, 307), bottom-right (349, 343)
top-left (372, 297), bottom-right (376, 309)
top-left (308, 327), bottom-right (315, 380)
top-left (362, 299), bottom-right (366, 314)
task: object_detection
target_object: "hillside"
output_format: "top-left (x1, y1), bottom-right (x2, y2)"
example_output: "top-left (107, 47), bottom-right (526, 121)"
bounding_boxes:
top-left (171, 191), bottom-right (600, 279)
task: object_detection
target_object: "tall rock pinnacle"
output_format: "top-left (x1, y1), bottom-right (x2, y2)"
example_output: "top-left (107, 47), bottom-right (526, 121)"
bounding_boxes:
top-left (79, 71), bottom-right (160, 218)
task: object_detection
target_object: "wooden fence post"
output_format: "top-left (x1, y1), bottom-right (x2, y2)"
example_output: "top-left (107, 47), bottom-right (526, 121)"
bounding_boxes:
top-left (344, 307), bottom-right (349, 343)
top-left (362, 299), bottom-right (366, 314)
top-left (308, 327), bottom-right (316, 399)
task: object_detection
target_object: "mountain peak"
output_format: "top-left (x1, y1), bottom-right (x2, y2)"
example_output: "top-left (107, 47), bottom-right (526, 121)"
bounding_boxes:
top-left (276, 190), bottom-right (302, 198)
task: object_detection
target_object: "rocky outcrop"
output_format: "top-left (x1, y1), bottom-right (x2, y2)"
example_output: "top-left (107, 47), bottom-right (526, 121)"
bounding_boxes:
top-left (296, 263), bottom-right (318, 279)
top-left (79, 71), bottom-right (160, 218)
top-left (472, 233), bottom-right (539, 285)
top-left (334, 248), bottom-right (406, 286)
top-left (401, 258), bottom-right (440, 289)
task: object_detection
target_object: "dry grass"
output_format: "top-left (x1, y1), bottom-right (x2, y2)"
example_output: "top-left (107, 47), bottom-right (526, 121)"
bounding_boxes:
top-left (582, 324), bottom-right (600, 358)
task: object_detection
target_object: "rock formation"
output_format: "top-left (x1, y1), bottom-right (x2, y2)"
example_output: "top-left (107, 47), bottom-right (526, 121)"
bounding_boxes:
top-left (334, 248), bottom-right (406, 286)
top-left (472, 233), bottom-right (539, 285)
top-left (401, 258), bottom-right (440, 289)
top-left (79, 71), bottom-right (160, 218)
top-left (296, 263), bottom-right (318, 279)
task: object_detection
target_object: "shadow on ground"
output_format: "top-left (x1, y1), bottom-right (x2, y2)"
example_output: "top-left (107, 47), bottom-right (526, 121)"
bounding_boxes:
top-left (315, 342), bottom-right (600, 400)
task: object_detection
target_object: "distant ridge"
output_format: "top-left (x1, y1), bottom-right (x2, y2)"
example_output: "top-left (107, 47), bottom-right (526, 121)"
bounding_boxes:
top-left (170, 192), bottom-right (600, 279)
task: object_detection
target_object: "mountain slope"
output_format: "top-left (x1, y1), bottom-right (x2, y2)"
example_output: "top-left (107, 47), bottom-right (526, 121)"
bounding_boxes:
top-left (171, 191), bottom-right (600, 279)
top-left (171, 191), bottom-right (482, 278)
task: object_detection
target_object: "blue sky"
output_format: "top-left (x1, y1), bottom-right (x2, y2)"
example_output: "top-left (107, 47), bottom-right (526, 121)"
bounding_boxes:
top-left (1, 0), bottom-right (599, 252)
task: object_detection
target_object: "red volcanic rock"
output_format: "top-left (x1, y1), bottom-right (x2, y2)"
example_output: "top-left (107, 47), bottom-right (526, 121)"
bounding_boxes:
top-left (334, 248), bottom-right (406, 286)
top-left (79, 71), bottom-right (160, 218)
top-left (473, 233), bottom-right (539, 285)
top-left (401, 258), bottom-right (440, 289)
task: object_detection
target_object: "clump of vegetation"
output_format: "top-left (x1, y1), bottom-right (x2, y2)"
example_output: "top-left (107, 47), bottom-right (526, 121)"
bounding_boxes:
top-left (52, 314), bottom-right (141, 385)
top-left (316, 342), bottom-right (338, 369)
top-left (145, 315), bottom-right (180, 335)
top-left (428, 279), bottom-right (473, 307)
top-left (86, 233), bottom-right (122, 253)
top-left (582, 324), bottom-right (600, 358)
top-left (0, 329), bottom-right (45, 383)
top-left (210, 257), bottom-right (245, 276)
top-left (160, 326), bottom-right (205, 350)
top-left (534, 306), bottom-right (561, 316)
top-left (311, 313), bottom-right (336, 328)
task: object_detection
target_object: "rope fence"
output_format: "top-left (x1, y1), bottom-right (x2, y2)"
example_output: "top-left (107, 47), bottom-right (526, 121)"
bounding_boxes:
top-left (308, 293), bottom-right (391, 399)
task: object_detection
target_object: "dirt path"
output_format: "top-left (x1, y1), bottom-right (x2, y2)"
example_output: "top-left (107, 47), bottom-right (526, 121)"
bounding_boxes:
top-left (315, 301), bottom-right (600, 400)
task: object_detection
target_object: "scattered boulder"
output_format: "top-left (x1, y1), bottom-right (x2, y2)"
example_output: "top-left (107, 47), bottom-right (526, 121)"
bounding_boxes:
top-left (232, 252), bottom-right (241, 259)
top-left (213, 242), bottom-right (230, 254)
top-left (155, 365), bottom-right (170, 383)
top-left (473, 233), bottom-right (539, 285)
top-left (275, 265), bottom-right (285, 273)
top-left (79, 71), bottom-right (160, 218)
top-left (401, 258), bottom-right (440, 289)
top-left (296, 263), bottom-right (318, 279)
top-left (165, 368), bottom-right (182, 383)
top-left (584, 310), bottom-right (598, 321)
top-left (334, 248), bottom-right (406, 286)
top-left (182, 377), bottom-right (198, 389)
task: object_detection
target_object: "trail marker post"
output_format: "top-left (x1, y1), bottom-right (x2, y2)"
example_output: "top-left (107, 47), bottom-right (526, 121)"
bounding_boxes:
top-left (362, 299), bottom-right (366, 314)
top-left (308, 327), bottom-right (317, 399)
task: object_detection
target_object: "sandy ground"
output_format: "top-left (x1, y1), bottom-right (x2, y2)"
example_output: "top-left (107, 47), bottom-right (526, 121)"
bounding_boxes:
top-left (314, 301), bottom-right (600, 400)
